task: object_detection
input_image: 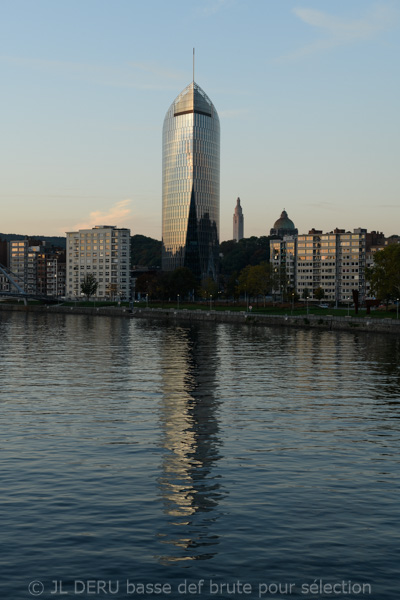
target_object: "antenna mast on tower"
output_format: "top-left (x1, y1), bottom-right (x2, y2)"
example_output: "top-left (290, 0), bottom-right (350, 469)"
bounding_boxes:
top-left (193, 48), bottom-right (195, 82)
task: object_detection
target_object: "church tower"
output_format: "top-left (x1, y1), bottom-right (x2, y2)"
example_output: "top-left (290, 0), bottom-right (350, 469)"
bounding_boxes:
top-left (233, 197), bottom-right (244, 241)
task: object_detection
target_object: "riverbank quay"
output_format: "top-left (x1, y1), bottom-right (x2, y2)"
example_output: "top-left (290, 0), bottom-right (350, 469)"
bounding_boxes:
top-left (0, 303), bottom-right (130, 318)
top-left (130, 307), bottom-right (400, 334)
top-left (1, 303), bottom-right (400, 334)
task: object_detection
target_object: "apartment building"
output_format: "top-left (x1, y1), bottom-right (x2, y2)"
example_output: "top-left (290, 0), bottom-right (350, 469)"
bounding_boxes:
top-left (271, 228), bottom-right (368, 303)
top-left (46, 256), bottom-right (67, 297)
top-left (8, 238), bottom-right (66, 296)
top-left (66, 225), bottom-right (130, 300)
top-left (9, 238), bottom-right (43, 293)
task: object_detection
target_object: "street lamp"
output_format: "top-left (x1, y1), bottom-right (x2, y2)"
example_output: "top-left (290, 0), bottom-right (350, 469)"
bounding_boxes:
top-left (210, 294), bottom-right (212, 310)
top-left (291, 292), bottom-right (294, 315)
top-left (146, 293), bottom-right (149, 308)
top-left (177, 294), bottom-right (180, 310)
top-left (306, 296), bottom-right (309, 315)
top-left (347, 296), bottom-right (351, 317)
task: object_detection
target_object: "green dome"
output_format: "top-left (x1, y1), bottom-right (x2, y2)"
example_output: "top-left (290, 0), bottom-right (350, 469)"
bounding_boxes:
top-left (273, 210), bottom-right (295, 231)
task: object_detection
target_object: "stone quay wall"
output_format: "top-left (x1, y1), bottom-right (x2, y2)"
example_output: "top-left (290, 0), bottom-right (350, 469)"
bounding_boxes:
top-left (0, 303), bottom-right (130, 318)
top-left (1, 303), bottom-right (399, 335)
top-left (132, 307), bottom-right (399, 335)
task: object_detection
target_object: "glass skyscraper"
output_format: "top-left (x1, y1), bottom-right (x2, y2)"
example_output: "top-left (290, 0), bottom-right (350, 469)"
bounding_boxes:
top-left (162, 81), bottom-right (220, 281)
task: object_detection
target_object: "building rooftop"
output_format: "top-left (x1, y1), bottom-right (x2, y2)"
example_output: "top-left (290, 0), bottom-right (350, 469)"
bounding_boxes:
top-left (273, 210), bottom-right (295, 231)
top-left (172, 81), bottom-right (217, 118)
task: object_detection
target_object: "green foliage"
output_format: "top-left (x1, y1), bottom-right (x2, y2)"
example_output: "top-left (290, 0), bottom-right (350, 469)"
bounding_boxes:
top-left (226, 271), bottom-right (240, 299)
top-left (130, 234), bottom-right (271, 274)
top-left (131, 235), bottom-right (162, 268)
top-left (220, 236), bottom-right (270, 278)
top-left (302, 288), bottom-right (310, 300)
top-left (80, 274), bottom-right (99, 300)
top-left (271, 264), bottom-right (292, 300)
top-left (200, 277), bottom-right (219, 299)
top-left (314, 287), bottom-right (325, 301)
top-left (237, 262), bottom-right (273, 300)
top-left (167, 267), bottom-right (198, 298)
top-left (135, 267), bottom-right (198, 300)
top-left (366, 245), bottom-right (400, 303)
top-left (0, 233), bottom-right (66, 248)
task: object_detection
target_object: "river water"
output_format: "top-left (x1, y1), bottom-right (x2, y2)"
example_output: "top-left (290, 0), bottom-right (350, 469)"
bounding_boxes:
top-left (0, 311), bottom-right (399, 599)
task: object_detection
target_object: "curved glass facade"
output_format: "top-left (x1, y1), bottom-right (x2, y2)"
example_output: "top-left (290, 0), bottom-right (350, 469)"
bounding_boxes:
top-left (162, 82), bottom-right (220, 281)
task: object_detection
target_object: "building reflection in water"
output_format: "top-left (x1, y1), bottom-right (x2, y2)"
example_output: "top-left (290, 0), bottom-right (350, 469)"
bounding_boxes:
top-left (156, 323), bottom-right (225, 564)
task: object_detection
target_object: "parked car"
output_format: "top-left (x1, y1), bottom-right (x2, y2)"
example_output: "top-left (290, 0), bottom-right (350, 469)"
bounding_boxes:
top-left (318, 303), bottom-right (329, 309)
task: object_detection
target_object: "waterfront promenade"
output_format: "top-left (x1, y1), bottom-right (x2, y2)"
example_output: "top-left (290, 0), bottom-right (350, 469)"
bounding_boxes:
top-left (1, 302), bottom-right (400, 335)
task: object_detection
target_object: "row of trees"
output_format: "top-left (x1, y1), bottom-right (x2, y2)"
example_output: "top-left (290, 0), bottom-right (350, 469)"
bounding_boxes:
top-left (83, 243), bottom-right (400, 305)
top-left (232, 245), bottom-right (400, 305)
top-left (134, 263), bottom-right (326, 304)
top-left (135, 268), bottom-right (198, 301)
top-left (129, 234), bottom-right (272, 275)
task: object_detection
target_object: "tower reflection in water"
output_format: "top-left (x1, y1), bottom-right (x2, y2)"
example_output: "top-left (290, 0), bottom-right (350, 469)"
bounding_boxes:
top-left (156, 323), bottom-right (225, 564)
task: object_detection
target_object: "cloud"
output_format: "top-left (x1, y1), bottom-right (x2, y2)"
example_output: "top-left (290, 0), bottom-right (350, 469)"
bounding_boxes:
top-left (282, 3), bottom-right (398, 60)
top-left (74, 199), bottom-right (132, 230)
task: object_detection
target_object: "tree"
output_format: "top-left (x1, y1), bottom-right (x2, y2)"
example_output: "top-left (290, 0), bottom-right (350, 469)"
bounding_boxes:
top-left (130, 235), bottom-right (162, 268)
top-left (366, 244), bottom-right (400, 304)
top-left (200, 277), bottom-right (219, 299)
top-left (80, 274), bottom-right (99, 300)
top-left (165, 267), bottom-right (198, 299)
top-left (224, 271), bottom-right (240, 300)
top-left (302, 288), bottom-right (310, 300)
top-left (237, 262), bottom-right (273, 304)
top-left (134, 271), bottom-right (166, 301)
top-left (314, 287), bottom-right (325, 302)
top-left (219, 236), bottom-right (270, 278)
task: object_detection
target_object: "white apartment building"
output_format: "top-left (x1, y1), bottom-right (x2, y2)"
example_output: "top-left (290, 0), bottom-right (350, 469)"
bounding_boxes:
top-left (271, 228), bottom-right (368, 303)
top-left (66, 226), bottom-right (130, 300)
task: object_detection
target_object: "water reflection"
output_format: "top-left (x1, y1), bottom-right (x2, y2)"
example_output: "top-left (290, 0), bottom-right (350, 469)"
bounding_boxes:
top-left (356, 334), bottom-right (400, 406)
top-left (1, 312), bottom-right (400, 598)
top-left (156, 323), bottom-right (224, 563)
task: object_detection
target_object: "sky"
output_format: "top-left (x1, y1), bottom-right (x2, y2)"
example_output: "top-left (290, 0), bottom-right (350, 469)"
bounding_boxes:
top-left (1, 0), bottom-right (399, 241)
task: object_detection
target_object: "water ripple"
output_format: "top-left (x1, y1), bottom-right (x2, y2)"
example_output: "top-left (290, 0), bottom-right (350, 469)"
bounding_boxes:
top-left (0, 313), bottom-right (399, 599)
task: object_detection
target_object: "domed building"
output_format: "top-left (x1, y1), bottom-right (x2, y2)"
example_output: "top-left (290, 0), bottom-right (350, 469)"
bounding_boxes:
top-left (270, 209), bottom-right (298, 238)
